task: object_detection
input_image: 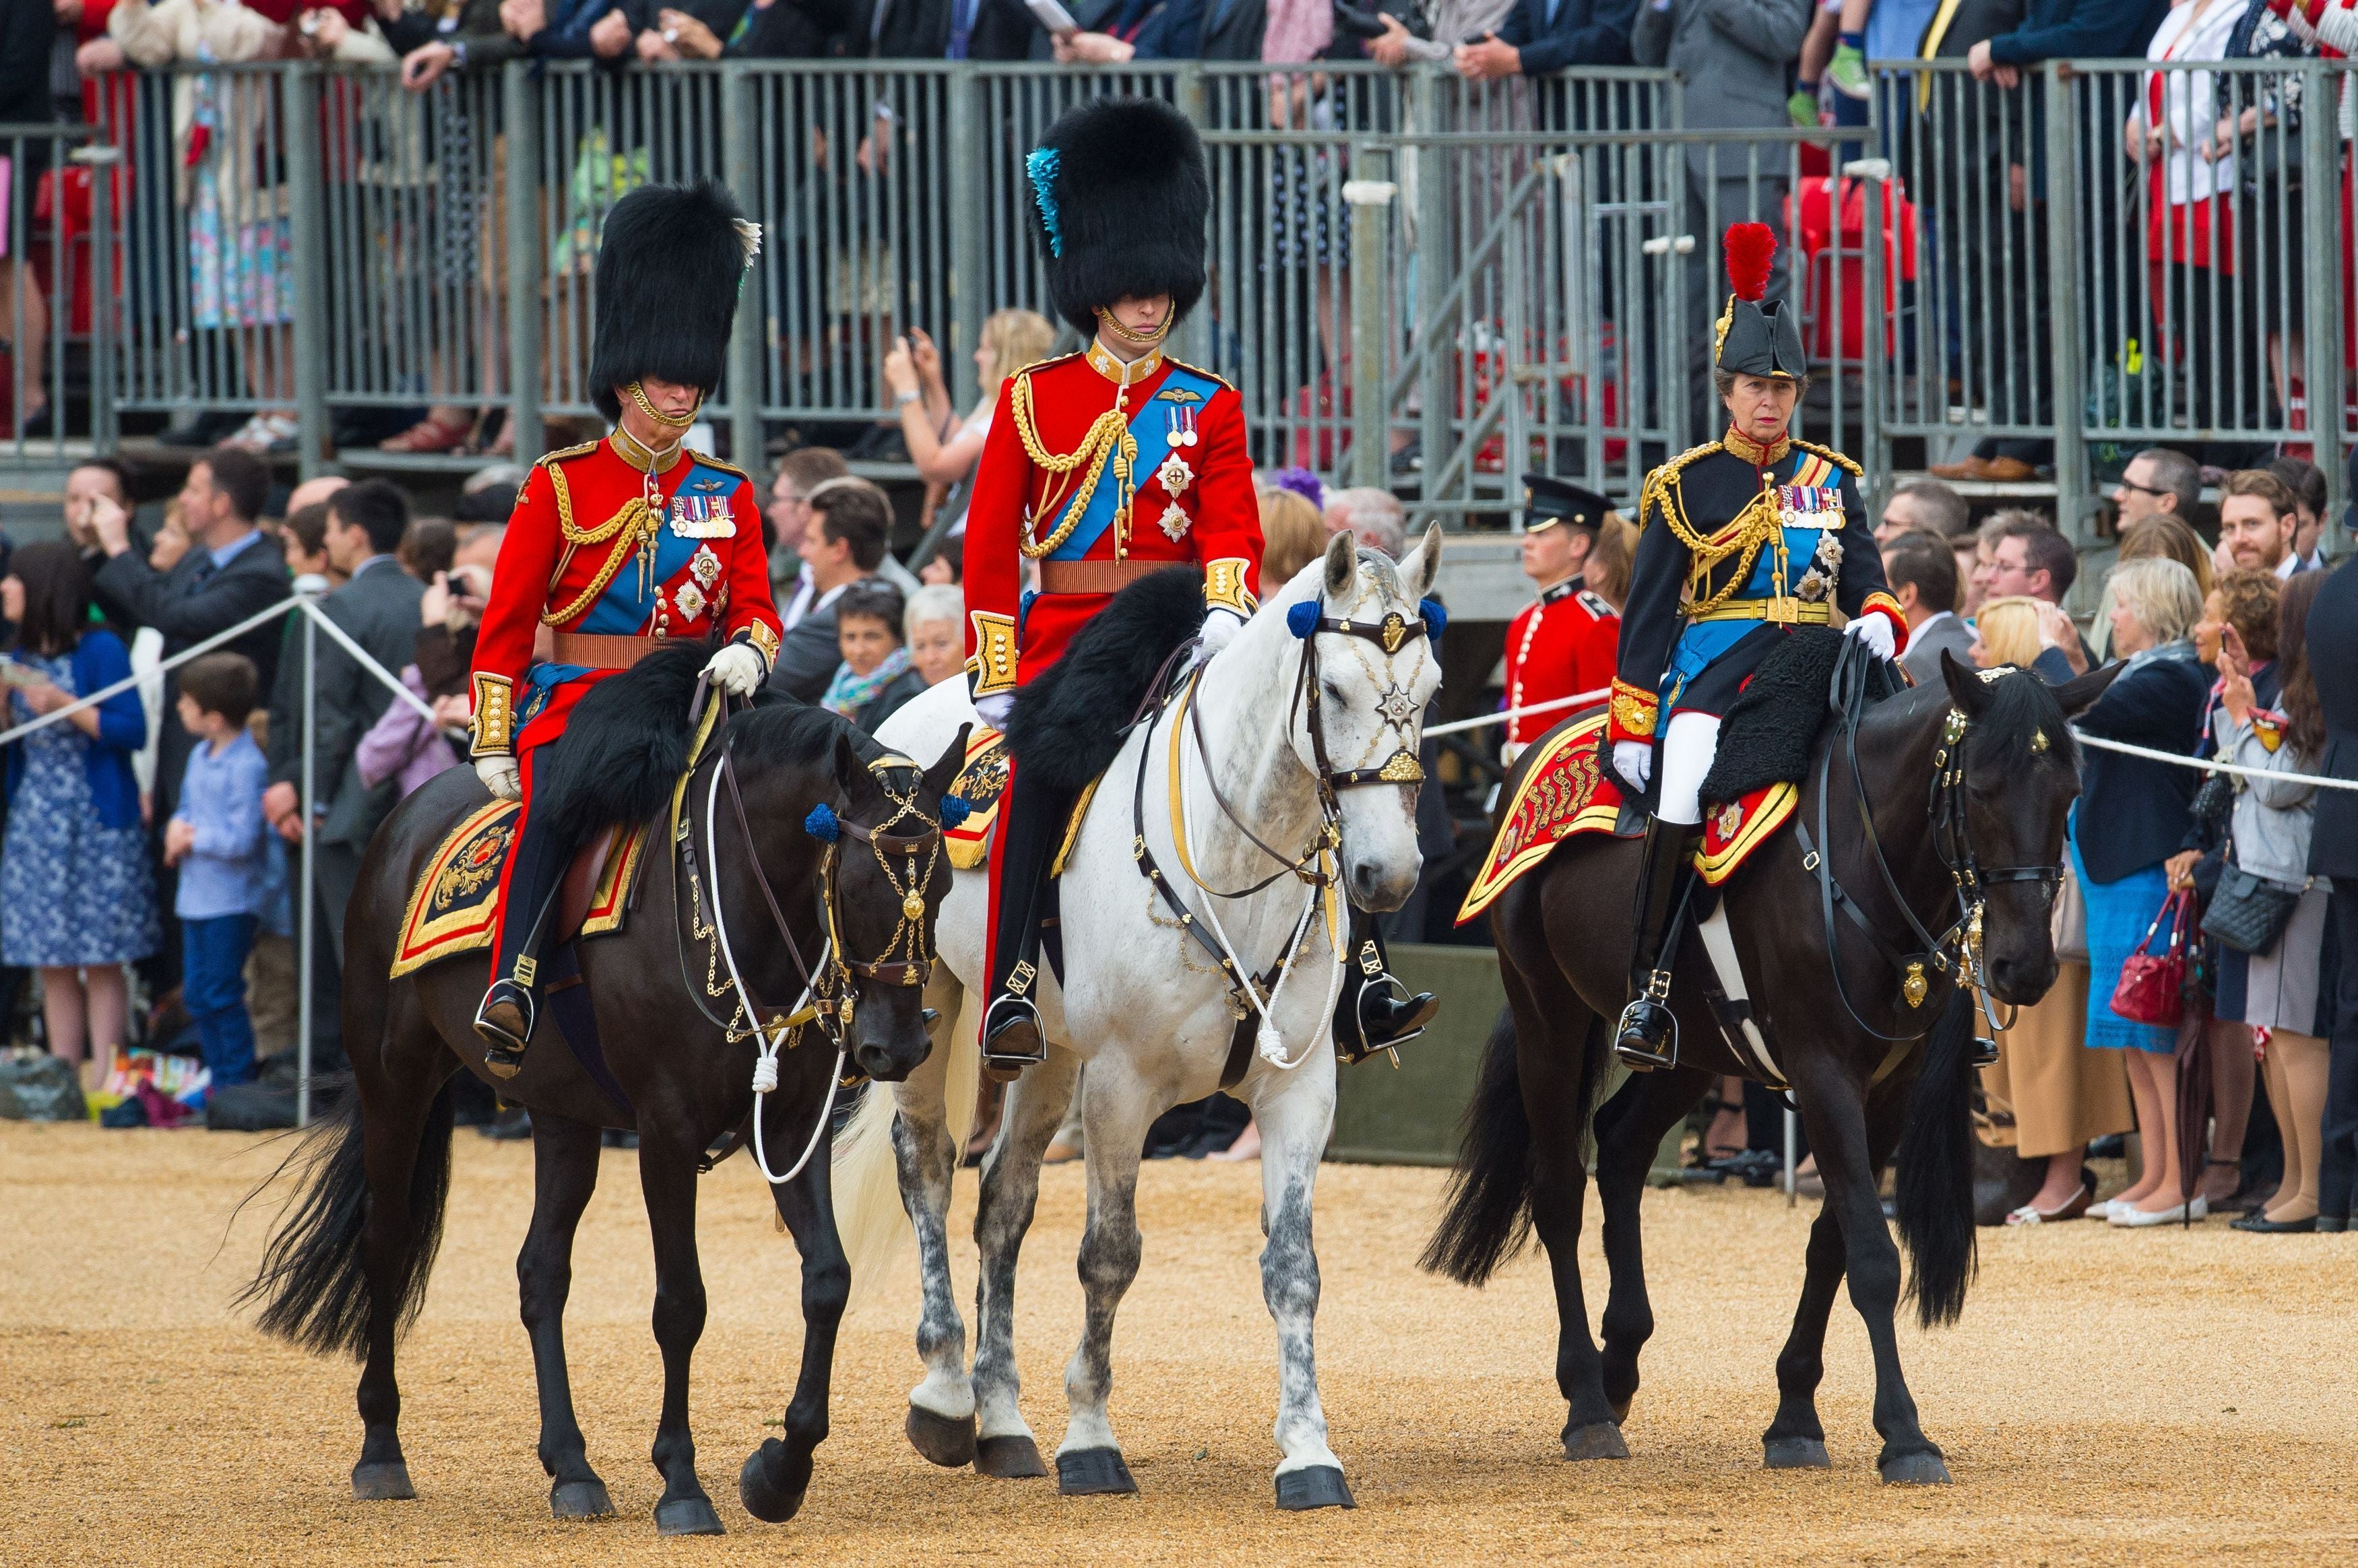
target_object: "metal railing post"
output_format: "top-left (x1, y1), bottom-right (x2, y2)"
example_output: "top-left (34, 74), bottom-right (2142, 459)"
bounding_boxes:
top-left (1345, 146), bottom-right (1395, 490)
top-left (2041, 61), bottom-right (2088, 544)
top-left (722, 65), bottom-right (763, 469)
top-left (2302, 59), bottom-right (2343, 523)
top-left (946, 65), bottom-right (985, 402)
top-left (1414, 71), bottom-right (1449, 508)
top-left (505, 61), bottom-right (545, 463)
top-left (296, 598), bottom-right (317, 1129)
top-left (284, 63), bottom-right (329, 478)
top-left (1849, 157), bottom-right (1892, 506)
top-left (77, 142), bottom-right (122, 455)
top-left (1174, 62), bottom-right (1212, 370)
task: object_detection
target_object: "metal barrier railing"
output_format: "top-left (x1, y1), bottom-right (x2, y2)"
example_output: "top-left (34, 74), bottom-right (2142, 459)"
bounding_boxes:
top-left (1, 120), bottom-right (113, 462)
top-left (26, 56), bottom-right (2352, 541)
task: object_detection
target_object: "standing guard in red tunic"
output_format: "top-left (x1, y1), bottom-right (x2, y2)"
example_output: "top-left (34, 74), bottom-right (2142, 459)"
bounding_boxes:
top-left (466, 183), bottom-right (782, 1076)
top-left (1500, 475), bottom-right (1621, 769)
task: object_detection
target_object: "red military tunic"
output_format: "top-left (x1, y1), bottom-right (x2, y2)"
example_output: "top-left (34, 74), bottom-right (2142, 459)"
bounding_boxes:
top-left (961, 341), bottom-right (1262, 700)
top-left (470, 434), bottom-right (782, 761)
top-left (1502, 576), bottom-right (1620, 756)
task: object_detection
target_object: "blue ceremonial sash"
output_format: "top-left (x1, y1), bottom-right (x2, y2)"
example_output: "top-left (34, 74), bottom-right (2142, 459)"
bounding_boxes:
top-left (1044, 364), bottom-right (1219, 562)
top-left (579, 461), bottom-right (734, 634)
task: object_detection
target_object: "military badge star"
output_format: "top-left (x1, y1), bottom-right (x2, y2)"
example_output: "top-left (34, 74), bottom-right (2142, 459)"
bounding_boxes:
top-left (673, 582), bottom-right (707, 621)
top-left (1159, 502), bottom-right (1191, 541)
top-left (690, 546), bottom-right (723, 589)
top-left (1156, 452), bottom-right (1192, 496)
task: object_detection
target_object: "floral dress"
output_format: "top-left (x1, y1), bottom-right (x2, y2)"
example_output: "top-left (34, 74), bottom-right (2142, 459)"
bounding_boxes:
top-left (1, 653), bottom-right (160, 969)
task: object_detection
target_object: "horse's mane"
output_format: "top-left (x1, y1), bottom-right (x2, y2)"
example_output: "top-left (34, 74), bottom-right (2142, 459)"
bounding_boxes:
top-left (727, 697), bottom-right (870, 772)
top-left (1963, 663), bottom-right (2080, 777)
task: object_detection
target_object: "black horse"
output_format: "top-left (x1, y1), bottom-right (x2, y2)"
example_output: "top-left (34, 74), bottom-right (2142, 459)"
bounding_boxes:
top-left (240, 646), bottom-right (966, 1534)
top-left (1426, 652), bottom-right (2117, 1484)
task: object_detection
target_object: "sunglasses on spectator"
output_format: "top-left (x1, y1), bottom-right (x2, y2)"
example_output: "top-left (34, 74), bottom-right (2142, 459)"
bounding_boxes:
top-left (2114, 476), bottom-right (2171, 498)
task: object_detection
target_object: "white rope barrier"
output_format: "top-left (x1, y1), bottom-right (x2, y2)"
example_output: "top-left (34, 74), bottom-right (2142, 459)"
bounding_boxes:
top-left (2069, 728), bottom-right (2358, 792)
top-left (0, 590), bottom-right (435, 750)
top-left (1425, 686), bottom-right (1610, 739)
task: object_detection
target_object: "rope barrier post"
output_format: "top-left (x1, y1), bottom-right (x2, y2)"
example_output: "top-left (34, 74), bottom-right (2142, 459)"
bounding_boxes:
top-left (503, 60), bottom-right (544, 464)
top-left (283, 61), bottom-right (329, 480)
top-left (296, 594), bottom-right (318, 1130)
top-left (1343, 154), bottom-right (1397, 492)
top-left (1784, 1103), bottom-right (1796, 1209)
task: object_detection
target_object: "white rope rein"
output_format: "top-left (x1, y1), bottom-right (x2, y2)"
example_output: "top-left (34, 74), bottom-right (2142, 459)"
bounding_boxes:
top-left (704, 758), bottom-right (842, 1185)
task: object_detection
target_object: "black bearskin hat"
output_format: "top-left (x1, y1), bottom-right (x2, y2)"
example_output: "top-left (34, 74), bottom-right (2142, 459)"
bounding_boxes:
top-left (1713, 222), bottom-right (1806, 381)
top-left (1025, 98), bottom-right (1209, 338)
top-left (587, 181), bottom-right (759, 422)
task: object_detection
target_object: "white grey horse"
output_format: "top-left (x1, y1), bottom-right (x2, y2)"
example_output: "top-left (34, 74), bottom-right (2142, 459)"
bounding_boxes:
top-left (835, 527), bottom-right (1444, 1511)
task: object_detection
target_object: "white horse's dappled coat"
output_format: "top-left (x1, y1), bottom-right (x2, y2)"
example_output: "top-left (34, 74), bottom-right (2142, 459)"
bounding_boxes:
top-left (836, 529), bottom-right (1443, 1501)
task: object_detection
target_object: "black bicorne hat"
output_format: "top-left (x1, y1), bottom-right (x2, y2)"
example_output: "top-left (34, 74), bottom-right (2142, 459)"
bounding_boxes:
top-left (1713, 222), bottom-right (1807, 381)
top-left (1026, 98), bottom-right (1209, 339)
top-left (587, 182), bottom-right (760, 422)
top-left (1523, 474), bottom-right (1614, 533)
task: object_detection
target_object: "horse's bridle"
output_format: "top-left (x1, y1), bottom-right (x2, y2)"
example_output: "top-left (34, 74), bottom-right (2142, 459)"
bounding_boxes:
top-left (669, 686), bottom-right (943, 1057)
top-left (1791, 644), bottom-right (2064, 1045)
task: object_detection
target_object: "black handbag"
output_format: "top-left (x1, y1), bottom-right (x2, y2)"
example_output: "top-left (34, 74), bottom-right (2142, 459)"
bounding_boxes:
top-left (2200, 865), bottom-right (2307, 956)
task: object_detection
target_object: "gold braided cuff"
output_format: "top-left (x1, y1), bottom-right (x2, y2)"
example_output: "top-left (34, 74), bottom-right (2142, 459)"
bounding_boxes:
top-left (1609, 678), bottom-right (1658, 742)
top-left (1858, 591), bottom-right (1905, 628)
top-left (1203, 558), bottom-right (1256, 618)
top-left (967, 610), bottom-right (1019, 698)
top-left (470, 672), bottom-right (515, 756)
top-left (740, 620), bottom-right (781, 676)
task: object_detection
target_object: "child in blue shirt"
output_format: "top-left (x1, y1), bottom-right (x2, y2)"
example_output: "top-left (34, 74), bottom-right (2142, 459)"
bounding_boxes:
top-left (164, 653), bottom-right (271, 1090)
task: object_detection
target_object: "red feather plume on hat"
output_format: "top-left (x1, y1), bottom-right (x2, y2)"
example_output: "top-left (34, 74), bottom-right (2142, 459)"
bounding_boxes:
top-left (1723, 222), bottom-right (1775, 302)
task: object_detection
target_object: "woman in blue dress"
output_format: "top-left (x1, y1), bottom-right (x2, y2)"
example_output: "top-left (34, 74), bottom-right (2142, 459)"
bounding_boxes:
top-left (2, 541), bottom-right (158, 1076)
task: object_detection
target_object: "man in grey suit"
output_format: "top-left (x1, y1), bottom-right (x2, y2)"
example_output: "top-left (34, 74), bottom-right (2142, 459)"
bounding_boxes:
top-left (261, 480), bottom-right (428, 962)
top-left (1884, 531), bottom-right (1977, 685)
top-left (1630, 0), bottom-right (1813, 443)
top-left (769, 479), bottom-right (891, 703)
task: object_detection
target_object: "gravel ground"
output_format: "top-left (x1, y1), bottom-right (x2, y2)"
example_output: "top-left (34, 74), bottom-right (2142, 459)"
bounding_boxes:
top-left (3, 1119), bottom-right (2354, 1565)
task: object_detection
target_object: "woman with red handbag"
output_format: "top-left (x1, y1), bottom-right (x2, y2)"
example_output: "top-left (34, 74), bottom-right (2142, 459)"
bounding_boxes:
top-left (2074, 558), bottom-right (2214, 1227)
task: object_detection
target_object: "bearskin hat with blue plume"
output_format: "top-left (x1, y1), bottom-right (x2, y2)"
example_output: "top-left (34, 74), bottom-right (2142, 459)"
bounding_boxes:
top-left (587, 181), bottom-right (761, 423)
top-left (1024, 98), bottom-right (1209, 339)
top-left (1713, 221), bottom-right (1807, 381)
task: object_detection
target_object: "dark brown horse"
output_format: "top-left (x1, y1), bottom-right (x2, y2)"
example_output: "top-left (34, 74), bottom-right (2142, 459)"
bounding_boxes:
top-left (241, 647), bottom-right (966, 1535)
top-left (1426, 652), bottom-right (2117, 1484)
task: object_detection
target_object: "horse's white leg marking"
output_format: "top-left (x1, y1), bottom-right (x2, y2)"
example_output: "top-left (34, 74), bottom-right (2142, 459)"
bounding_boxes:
top-left (1058, 1057), bottom-right (1161, 1459)
top-left (971, 1041), bottom-right (1081, 1443)
top-left (891, 1005), bottom-right (972, 1426)
top-left (1250, 1053), bottom-right (1345, 1478)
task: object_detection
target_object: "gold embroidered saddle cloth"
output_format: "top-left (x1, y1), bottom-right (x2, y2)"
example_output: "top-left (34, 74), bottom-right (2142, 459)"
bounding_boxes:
top-left (1455, 711), bottom-right (1799, 925)
top-left (390, 801), bottom-right (654, 979)
top-left (940, 725), bottom-right (1100, 878)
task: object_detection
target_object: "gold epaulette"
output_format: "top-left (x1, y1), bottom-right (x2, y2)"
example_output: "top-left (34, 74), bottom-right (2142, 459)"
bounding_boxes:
top-left (1635, 441), bottom-right (1722, 533)
top-left (1162, 355), bottom-right (1236, 394)
top-left (533, 438), bottom-right (601, 471)
top-left (1793, 439), bottom-right (1863, 479)
top-left (686, 449), bottom-right (750, 483)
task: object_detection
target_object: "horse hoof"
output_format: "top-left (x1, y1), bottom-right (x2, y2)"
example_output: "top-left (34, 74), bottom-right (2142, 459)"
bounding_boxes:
top-left (738, 1439), bottom-right (812, 1524)
top-left (975, 1434), bottom-right (1050, 1479)
top-left (550, 1478), bottom-right (614, 1519)
top-left (1056, 1447), bottom-right (1137, 1496)
top-left (1562, 1423), bottom-right (1630, 1462)
top-left (1878, 1451), bottom-right (1952, 1487)
top-left (350, 1462), bottom-right (415, 1501)
top-left (1764, 1437), bottom-right (1832, 1470)
top-left (1274, 1466), bottom-right (1356, 1511)
top-left (654, 1496), bottom-right (726, 1536)
top-left (905, 1403), bottom-right (979, 1468)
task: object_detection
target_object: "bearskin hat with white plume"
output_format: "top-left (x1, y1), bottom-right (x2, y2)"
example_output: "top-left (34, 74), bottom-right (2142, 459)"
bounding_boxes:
top-left (1025, 98), bottom-right (1209, 338)
top-left (587, 182), bottom-right (761, 422)
top-left (1713, 222), bottom-right (1806, 380)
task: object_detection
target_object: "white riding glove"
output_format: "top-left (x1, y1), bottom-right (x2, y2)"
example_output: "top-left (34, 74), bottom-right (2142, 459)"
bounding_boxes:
top-left (1612, 739), bottom-right (1651, 793)
top-left (1845, 612), bottom-right (1897, 661)
top-left (476, 754), bottom-right (521, 802)
top-left (975, 691), bottom-right (1015, 732)
top-left (702, 641), bottom-right (767, 698)
top-left (1188, 606), bottom-right (1246, 672)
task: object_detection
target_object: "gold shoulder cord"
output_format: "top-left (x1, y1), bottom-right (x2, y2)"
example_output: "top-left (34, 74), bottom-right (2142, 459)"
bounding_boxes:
top-left (1010, 369), bottom-right (1138, 560)
top-left (541, 463), bottom-right (659, 627)
top-left (1641, 443), bottom-right (1782, 621)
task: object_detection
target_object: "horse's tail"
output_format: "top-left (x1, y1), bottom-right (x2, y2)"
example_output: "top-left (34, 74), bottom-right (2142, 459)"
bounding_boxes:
top-left (1892, 989), bottom-right (1979, 1330)
top-left (236, 1074), bottom-right (457, 1360)
top-left (1421, 1005), bottom-right (1544, 1286)
top-left (833, 998), bottom-right (982, 1311)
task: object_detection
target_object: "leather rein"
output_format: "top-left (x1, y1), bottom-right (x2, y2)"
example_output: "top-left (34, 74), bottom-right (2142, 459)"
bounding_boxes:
top-left (1791, 643), bottom-right (2063, 1045)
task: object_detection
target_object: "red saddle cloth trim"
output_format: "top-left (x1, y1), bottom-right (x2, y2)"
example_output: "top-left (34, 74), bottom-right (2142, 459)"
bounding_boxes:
top-left (389, 801), bottom-right (649, 979)
top-left (1456, 715), bottom-right (1800, 925)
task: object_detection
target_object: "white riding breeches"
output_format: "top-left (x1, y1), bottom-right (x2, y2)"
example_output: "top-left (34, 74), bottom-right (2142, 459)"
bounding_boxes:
top-left (1655, 711), bottom-right (1723, 826)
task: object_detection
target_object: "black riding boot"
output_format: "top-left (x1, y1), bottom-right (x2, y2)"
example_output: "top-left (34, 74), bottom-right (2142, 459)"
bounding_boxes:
top-left (474, 810), bottom-right (573, 1079)
top-left (1335, 913), bottom-right (1438, 1066)
top-left (980, 769), bottom-right (1075, 1081)
top-left (1614, 816), bottom-right (1703, 1070)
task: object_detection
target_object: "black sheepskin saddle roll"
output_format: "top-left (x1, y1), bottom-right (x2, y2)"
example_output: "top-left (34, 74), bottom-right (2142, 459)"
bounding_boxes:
top-left (1005, 565), bottom-right (1206, 794)
top-left (1696, 626), bottom-right (1905, 806)
top-left (530, 642), bottom-right (730, 843)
